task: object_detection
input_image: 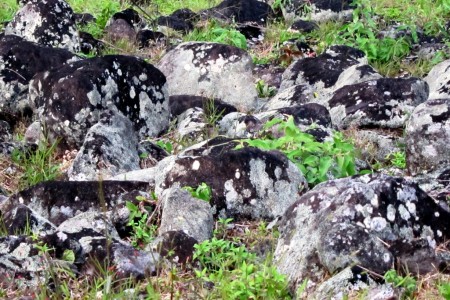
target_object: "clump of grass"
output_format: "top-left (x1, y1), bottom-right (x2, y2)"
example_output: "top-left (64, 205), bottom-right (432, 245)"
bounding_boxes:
top-left (0, 0), bottom-right (18, 29)
top-left (11, 140), bottom-right (61, 190)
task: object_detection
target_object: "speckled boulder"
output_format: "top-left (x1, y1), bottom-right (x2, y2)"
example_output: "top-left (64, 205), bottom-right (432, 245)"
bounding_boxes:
top-left (1, 181), bottom-right (151, 227)
top-left (68, 110), bottom-right (140, 181)
top-left (424, 59), bottom-right (450, 100)
top-left (218, 112), bottom-right (263, 138)
top-left (0, 34), bottom-right (77, 118)
top-left (175, 107), bottom-right (209, 143)
top-left (29, 55), bottom-right (169, 148)
top-left (281, 0), bottom-right (353, 22)
top-left (159, 187), bottom-right (214, 242)
top-left (157, 42), bottom-right (258, 112)
top-left (328, 77), bottom-right (429, 129)
top-left (5, 0), bottom-right (80, 52)
top-left (202, 0), bottom-right (274, 25)
top-left (169, 94), bottom-right (237, 118)
top-left (405, 98), bottom-right (450, 176)
top-left (280, 45), bottom-right (381, 104)
top-left (274, 173), bottom-right (450, 295)
top-left (155, 137), bottom-right (307, 220)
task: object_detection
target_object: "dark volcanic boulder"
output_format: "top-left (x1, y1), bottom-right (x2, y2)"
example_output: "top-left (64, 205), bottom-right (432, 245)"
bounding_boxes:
top-left (158, 42), bottom-right (258, 112)
top-left (0, 180), bottom-right (151, 228)
top-left (282, 0), bottom-right (353, 22)
top-left (202, 0), bottom-right (274, 25)
top-left (405, 98), bottom-right (450, 176)
top-left (328, 77), bottom-right (429, 129)
top-left (5, 0), bottom-right (80, 52)
top-left (0, 35), bottom-right (78, 119)
top-left (274, 173), bottom-right (450, 295)
top-left (155, 137), bottom-right (307, 220)
top-left (30, 55), bottom-right (170, 148)
top-left (280, 45), bottom-right (381, 103)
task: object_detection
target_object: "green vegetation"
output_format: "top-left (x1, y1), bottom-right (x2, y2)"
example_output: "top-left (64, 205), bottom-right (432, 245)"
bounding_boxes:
top-left (255, 79), bottom-right (276, 98)
top-left (439, 282), bottom-right (450, 299)
top-left (0, 0), bottom-right (18, 29)
top-left (236, 116), bottom-right (358, 186)
top-left (183, 182), bottom-right (212, 202)
top-left (193, 237), bottom-right (291, 299)
top-left (185, 20), bottom-right (248, 49)
top-left (126, 195), bottom-right (158, 248)
top-left (384, 269), bottom-right (417, 299)
top-left (11, 140), bottom-right (61, 190)
top-left (386, 150), bottom-right (407, 169)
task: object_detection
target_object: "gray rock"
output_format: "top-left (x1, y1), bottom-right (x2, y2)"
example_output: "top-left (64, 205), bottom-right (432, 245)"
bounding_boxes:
top-left (68, 110), bottom-right (140, 181)
top-left (5, 0), bottom-right (80, 52)
top-left (405, 98), bottom-right (450, 176)
top-left (218, 112), bottom-right (262, 138)
top-left (0, 34), bottom-right (78, 119)
top-left (279, 46), bottom-right (381, 106)
top-left (155, 137), bottom-right (307, 220)
top-left (159, 187), bottom-right (214, 242)
top-left (274, 173), bottom-right (450, 294)
top-left (157, 42), bottom-right (258, 112)
top-left (1, 180), bottom-right (152, 227)
top-left (281, 0), bottom-right (353, 22)
top-left (329, 77), bottom-right (429, 129)
top-left (24, 121), bottom-right (44, 145)
top-left (30, 55), bottom-right (169, 148)
top-left (425, 59), bottom-right (450, 100)
top-left (176, 107), bottom-right (209, 143)
top-left (262, 84), bottom-right (314, 111)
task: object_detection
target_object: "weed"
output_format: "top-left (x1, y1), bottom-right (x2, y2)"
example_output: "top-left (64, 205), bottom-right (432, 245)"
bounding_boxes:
top-left (236, 116), bottom-right (358, 186)
top-left (203, 98), bottom-right (226, 128)
top-left (0, 0), bottom-right (18, 29)
top-left (386, 150), bottom-right (406, 169)
top-left (193, 237), bottom-right (291, 299)
top-left (185, 20), bottom-right (248, 49)
top-left (156, 140), bottom-right (174, 154)
top-left (256, 79), bottom-right (276, 98)
top-left (384, 269), bottom-right (417, 299)
top-left (126, 197), bottom-right (158, 248)
top-left (439, 282), bottom-right (450, 300)
top-left (183, 182), bottom-right (212, 202)
top-left (11, 140), bottom-right (61, 190)
top-left (214, 217), bottom-right (234, 239)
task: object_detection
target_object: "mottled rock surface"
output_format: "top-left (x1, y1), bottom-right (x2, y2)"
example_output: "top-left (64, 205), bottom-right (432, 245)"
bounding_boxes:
top-left (274, 173), bottom-right (450, 294)
top-left (155, 137), bottom-right (307, 220)
top-left (5, 0), bottom-right (80, 52)
top-left (158, 42), bottom-right (258, 112)
top-left (406, 98), bottom-right (450, 176)
top-left (68, 110), bottom-right (140, 181)
top-left (30, 55), bottom-right (169, 148)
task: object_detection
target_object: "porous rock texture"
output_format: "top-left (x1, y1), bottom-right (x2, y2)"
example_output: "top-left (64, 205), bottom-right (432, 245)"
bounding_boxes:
top-left (405, 98), bottom-right (450, 176)
top-left (68, 110), bottom-right (141, 181)
top-left (5, 0), bottom-right (80, 52)
top-left (157, 41), bottom-right (258, 112)
top-left (274, 173), bottom-right (450, 296)
top-left (155, 137), bottom-right (307, 220)
top-left (0, 34), bottom-right (78, 119)
top-left (29, 55), bottom-right (169, 148)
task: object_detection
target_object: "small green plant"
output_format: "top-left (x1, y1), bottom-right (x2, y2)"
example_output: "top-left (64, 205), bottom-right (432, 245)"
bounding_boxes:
top-left (256, 79), bottom-right (276, 98)
top-left (193, 237), bottom-right (291, 299)
top-left (62, 249), bottom-right (76, 263)
top-left (386, 150), bottom-right (406, 169)
top-left (214, 217), bottom-right (234, 238)
top-left (34, 242), bottom-right (54, 255)
top-left (203, 98), bottom-right (226, 127)
top-left (11, 140), bottom-right (61, 189)
top-left (126, 198), bottom-right (158, 248)
top-left (439, 282), bottom-right (450, 300)
top-left (185, 20), bottom-right (248, 49)
top-left (236, 116), bottom-right (357, 186)
top-left (155, 140), bottom-right (174, 154)
top-left (384, 269), bottom-right (417, 299)
top-left (183, 182), bottom-right (212, 202)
